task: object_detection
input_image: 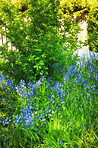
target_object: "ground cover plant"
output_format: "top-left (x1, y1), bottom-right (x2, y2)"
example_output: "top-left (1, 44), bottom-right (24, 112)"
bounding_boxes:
top-left (0, 56), bottom-right (98, 148)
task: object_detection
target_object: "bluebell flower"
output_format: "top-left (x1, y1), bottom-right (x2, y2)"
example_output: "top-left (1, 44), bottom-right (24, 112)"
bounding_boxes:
top-left (57, 91), bottom-right (61, 97)
top-left (60, 140), bottom-right (64, 144)
top-left (76, 98), bottom-right (79, 101)
top-left (52, 110), bottom-right (55, 114)
top-left (35, 79), bottom-right (41, 88)
top-left (26, 117), bottom-right (32, 126)
top-left (63, 74), bottom-right (69, 84)
top-left (7, 79), bottom-right (12, 87)
top-left (19, 80), bottom-right (26, 88)
top-left (73, 145), bottom-right (77, 148)
top-left (21, 106), bottom-right (25, 112)
top-left (41, 119), bottom-right (46, 121)
top-left (61, 101), bottom-right (65, 104)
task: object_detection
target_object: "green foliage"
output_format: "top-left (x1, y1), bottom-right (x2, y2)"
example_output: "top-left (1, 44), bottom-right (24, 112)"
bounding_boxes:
top-left (60, 0), bottom-right (89, 15)
top-left (87, 6), bottom-right (98, 52)
top-left (4, 126), bottom-right (42, 148)
top-left (59, 0), bottom-right (98, 53)
top-left (0, 55), bottom-right (98, 147)
top-left (60, 0), bottom-right (98, 15)
top-left (0, 79), bottom-right (23, 121)
top-left (0, 0), bottom-right (80, 84)
top-left (0, 80), bottom-right (23, 147)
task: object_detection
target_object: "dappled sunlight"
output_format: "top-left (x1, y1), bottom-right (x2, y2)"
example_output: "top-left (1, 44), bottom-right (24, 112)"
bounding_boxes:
top-left (0, 0), bottom-right (98, 147)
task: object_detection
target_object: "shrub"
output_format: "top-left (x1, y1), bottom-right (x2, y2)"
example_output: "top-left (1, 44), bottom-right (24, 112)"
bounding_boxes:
top-left (87, 6), bottom-right (98, 52)
top-left (0, 0), bottom-right (80, 85)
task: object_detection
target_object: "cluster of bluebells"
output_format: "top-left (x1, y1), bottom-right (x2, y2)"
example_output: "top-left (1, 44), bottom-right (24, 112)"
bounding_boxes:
top-left (0, 73), bottom-right (17, 125)
top-left (13, 57), bottom-right (97, 126)
top-left (0, 73), bottom-right (15, 90)
top-left (0, 51), bottom-right (98, 147)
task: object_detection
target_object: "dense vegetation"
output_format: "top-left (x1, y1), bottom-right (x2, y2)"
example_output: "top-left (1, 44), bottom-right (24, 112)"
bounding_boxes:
top-left (87, 6), bottom-right (98, 52)
top-left (0, 0), bottom-right (98, 148)
top-left (0, 0), bottom-right (80, 84)
top-left (0, 58), bottom-right (98, 148)
top-left (61, 0), bottom-right (98, 51)
top-left (60, 0), bottom-right (98, 14)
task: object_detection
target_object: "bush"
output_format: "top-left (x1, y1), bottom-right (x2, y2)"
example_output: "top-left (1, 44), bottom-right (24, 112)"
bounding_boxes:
top-left (87, 6), bottom-right (98, 52)
top-left (0, 0), bottom-right (80, 85)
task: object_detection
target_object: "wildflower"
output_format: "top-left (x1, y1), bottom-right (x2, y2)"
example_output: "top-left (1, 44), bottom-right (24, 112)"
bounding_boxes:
top-left (73, 146), bottom-right (77, 148)
top-left (81, 136), bottom-right (84, 140)
top-left (19, 80), bottom-right (26, 88)
top-left (52, 110), bottom-right (55, 113)
top-left (61, 101), bottom-right (65, 104)
top-left (60, 140), bottom-right (64, 144)
top-left (26, 119), bottom-right (31, 126)
top-left (41, 119), bottom-right (46, 121)
top-left (26, 116), bottom-right (32, 126)
top-left (35, 79), bottom-right (41, 88)
top-left (76, 98), bottom-right (79, 101)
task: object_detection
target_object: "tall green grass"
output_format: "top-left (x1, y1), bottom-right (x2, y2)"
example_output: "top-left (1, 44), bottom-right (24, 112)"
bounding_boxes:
top-left (0, 57), bottom-right (98, 148)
